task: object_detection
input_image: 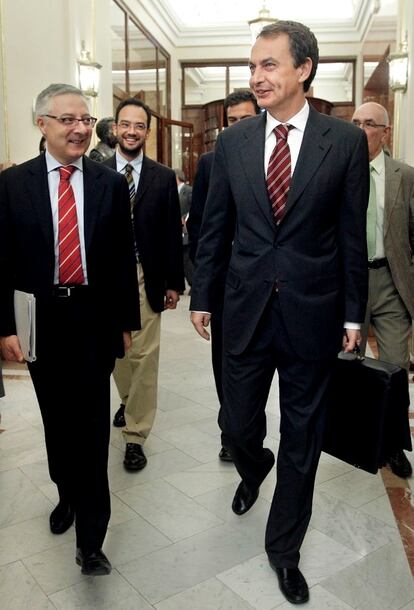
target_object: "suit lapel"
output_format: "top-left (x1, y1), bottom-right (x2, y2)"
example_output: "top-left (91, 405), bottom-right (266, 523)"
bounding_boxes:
top-left (239, 113), bottom-right (274, 230)
top-left (285, 106), bottom-right (332, 220)
top-left (135, 156), bottom-right (154, 204)
top-left (83, 156), bottom-right (107, 252)
top-left (26, 155), bottom-right (54, 250)
top-left (384, 155), bottom-right (401, 237)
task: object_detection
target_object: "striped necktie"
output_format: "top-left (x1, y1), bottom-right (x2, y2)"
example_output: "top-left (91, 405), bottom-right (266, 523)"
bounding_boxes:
top-left (124, 163), bottom-right (139, 261)
top-left (58, 165), bottom-right (84, 285)
top-left (267, 124), bottom-right (291, 225)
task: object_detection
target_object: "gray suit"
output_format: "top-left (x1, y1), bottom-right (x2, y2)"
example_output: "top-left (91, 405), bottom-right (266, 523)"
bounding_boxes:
top-left (361, 154), bottom-right (414, 369)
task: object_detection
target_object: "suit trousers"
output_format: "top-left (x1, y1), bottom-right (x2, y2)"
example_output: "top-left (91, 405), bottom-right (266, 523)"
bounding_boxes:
top-left (28, 291), bottom-right (114, 552)
top-left (113, 263), bottom-right (161, 445)
top-left (220, 292), bottom-right (336, 568)
top-left (360, 265), bottom-right (412, 371)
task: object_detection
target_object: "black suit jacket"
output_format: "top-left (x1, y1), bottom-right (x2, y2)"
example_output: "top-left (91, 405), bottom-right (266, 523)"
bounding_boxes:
top-left (187, 151), bottom-right (214, 263)
top-left (0, 154), bottom-right (140, 358)
top-left (190, 106), bottom-right (370, 360)
top-left (104, 155), bottom-right (184, 313)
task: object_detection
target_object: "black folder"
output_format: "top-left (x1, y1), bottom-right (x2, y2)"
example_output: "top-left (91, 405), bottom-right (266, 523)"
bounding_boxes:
top-left (323, 352), bottom-right (412, 474)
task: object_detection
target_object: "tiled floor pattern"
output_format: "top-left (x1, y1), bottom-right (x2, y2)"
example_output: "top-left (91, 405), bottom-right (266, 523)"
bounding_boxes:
top-left (1, 295), bottom-right (414, 609)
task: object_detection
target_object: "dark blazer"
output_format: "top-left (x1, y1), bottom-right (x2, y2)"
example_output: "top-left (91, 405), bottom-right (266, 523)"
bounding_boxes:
top-left (187, 151), bottom-right (214, 263)
top-left (190, 106), bottom-right (370, 361)
top-left (104, 155), bottom-right (184, 313)
top-left (0, 154), bottom-right (140, 358)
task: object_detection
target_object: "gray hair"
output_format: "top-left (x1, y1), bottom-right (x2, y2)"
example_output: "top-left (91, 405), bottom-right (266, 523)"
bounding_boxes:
top-left (35, 83), bottom-right (89, 117)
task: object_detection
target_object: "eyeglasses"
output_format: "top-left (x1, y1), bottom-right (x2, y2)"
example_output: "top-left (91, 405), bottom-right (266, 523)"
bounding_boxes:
top-left (352, 119), bottom-right (387, 130)
top-left (117, 121), bottom-right (147, 131)
top-left (42, 114), bottom-right (97, 127)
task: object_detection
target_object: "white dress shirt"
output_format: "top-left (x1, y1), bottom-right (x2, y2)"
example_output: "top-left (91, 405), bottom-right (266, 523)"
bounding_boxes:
top-left (115, 149), bottom-right (143, 191)
top-left (45, 150), bottom-right (88, 284)
top-left (369, 150), bottom-right (386, 261)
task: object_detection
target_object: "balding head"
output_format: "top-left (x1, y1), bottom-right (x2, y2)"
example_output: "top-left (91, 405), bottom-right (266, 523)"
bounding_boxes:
top-left (352, 102), bottom-right (390, 161)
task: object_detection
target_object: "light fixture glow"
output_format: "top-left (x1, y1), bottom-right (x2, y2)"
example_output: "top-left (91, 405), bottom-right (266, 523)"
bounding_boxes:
top-left (248, 2), bottom-right (277, 42)
top-left (78, 41), bottom-right (102, 97)
top-left (388, 38), bottom-right (409, 92)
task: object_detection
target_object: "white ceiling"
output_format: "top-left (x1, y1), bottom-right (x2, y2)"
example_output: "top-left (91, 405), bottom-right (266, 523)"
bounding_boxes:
top-left (145, 0), bottom-right (397, 48)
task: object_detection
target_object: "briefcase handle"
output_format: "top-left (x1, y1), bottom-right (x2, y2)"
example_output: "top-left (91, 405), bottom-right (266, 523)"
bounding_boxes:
top-left (338, 348), bottom-right (365, 362)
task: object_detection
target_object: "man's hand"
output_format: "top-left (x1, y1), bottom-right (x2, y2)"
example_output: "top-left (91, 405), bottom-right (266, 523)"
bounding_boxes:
top-left (191, 312), bottom-right (211, 341)
top-left (342, 329), bottom-right (361, 353)
top-left (0, 335), bottom-right (25, 362)
top-left (164, 289), bottom-right (180, 310)
top-left (123, 331), bottom-right (132, 352)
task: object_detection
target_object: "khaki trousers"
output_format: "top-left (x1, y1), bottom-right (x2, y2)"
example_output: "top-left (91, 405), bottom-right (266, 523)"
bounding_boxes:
top-left (113, 264), bottom-right (161, 444)
top-left (360, 265), bottom-right (411, 371)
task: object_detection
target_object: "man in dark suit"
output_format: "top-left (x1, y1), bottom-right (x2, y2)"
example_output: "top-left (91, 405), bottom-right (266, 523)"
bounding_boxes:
top-left (175, 168), bottom-right (194, 290)
top-left (107, 99), bottom-right (184, 472)
top-left (352, 101), bottom-right (414, 478)
top-left (187, 90), bottom-right (260, 462)
top-left (191, 22), bottom-right (369, 604)
top-left (0, 83), bottom-right (140, 575)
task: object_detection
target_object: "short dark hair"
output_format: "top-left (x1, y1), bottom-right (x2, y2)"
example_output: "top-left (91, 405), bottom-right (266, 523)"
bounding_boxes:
top-left (223, 90), bottom-right (260, 116)
top-left (258, 20), bottom-right (319, 93)
top-left (115, 98), bottom-right (152, 128)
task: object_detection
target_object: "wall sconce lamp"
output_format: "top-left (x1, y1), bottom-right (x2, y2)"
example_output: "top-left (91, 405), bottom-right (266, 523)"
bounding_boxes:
top-left (248, 2), bottom-right (277, 42)
top-left (388, 38), bottom-right (409, 92)
top-left (78, 40), bottom-right (102, 97)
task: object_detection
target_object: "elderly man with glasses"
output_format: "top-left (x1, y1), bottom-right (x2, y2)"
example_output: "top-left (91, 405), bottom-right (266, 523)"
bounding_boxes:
top-left (0, 83), bottom-right (140, 575)
top-left (352, 101), bottom-right (414, 479)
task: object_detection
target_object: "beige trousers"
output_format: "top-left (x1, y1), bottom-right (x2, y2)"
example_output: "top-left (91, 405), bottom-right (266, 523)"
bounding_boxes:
top-left (113, 264), bottom-right (161, 444)
top-left (360, 265), bottom-right (412, 371)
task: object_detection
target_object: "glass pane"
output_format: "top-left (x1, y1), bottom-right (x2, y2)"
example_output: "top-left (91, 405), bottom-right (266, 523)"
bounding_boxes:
top-left (311, 62), bottom-right (354, 103)
top-left (111, 1), bottom-right (126, 95)
top-left (170, 124), bottom-right (192, 176)
top-left (229, 65), bottom-right (250, 93)
top-left (158, 51), bottom-right (168, 117)
top-left (184, 66), bottom-right (226, 105)
top-left (128, 19), bottom-right (157, 110)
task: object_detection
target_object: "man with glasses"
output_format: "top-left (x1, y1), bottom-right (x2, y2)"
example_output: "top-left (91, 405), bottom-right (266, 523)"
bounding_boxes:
top-left (106, 99), bottom-right (184, 472)
top-left (352, 101), bottom-right (414, 478)
top-left (0, 84), bottom-right (140, 574)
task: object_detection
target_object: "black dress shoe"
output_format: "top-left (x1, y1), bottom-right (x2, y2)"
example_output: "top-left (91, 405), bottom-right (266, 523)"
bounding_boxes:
top-left (76, 548), bottom-right (112, 576)
top-left (49, 501), bottom-right (74, 534)
top-left (270, 563), bottom-right (309, 605)
top-left (232, 481), bottom-right (259, 515)
top-left (218, 446), bottom-right (233, 462)
top-left (124, 443), bottom-right (147, 471)
top-left (388, 449), bottom-right (413, 478)
top-left (113, 404), bottom-right (126, 427)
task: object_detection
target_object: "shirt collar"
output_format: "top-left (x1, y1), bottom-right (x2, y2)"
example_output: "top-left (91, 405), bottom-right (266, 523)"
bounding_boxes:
top-left (265, 100), bottom-right (309, 140)
top-left (370, 149), bottom-right (385, 175)
top-left (116, 149), bottom-right (143, 172)
top-left (45, 150), bottom-right (83, 173)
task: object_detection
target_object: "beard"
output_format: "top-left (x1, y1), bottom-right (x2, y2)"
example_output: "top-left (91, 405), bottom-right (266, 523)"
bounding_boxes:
top-left (118, 140), bottom-right (144, 157)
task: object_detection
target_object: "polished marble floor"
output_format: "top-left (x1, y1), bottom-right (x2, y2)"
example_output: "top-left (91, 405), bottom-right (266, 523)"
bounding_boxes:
top-left (1, 294), bottom-right (414, 609)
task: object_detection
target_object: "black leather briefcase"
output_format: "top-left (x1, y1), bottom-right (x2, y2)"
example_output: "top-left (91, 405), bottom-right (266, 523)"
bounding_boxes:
top-left (323, 352), bottom-right (412, 474)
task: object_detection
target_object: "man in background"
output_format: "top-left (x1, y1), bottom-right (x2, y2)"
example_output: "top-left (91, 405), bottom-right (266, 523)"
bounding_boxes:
top-left (187, 90), bottom-right (260, 462)
top-left (0, 83), bottom-right (139, 575)
top-left (107, 98), bottom-right (184, 472)
top-left (175, 168), bottom-right (194, 291)
top-left (352, 101), bottom-right (414, 478)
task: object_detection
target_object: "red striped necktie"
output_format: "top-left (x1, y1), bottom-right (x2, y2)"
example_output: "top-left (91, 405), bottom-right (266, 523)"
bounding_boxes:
top-left (57, 165), bottom-right (84, 285)
top-left (266, 124), bottom-right (291, 225)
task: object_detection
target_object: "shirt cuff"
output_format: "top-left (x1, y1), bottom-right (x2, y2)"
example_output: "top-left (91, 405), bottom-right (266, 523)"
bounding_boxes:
top-left (344, 321), bottom-right (361, 330)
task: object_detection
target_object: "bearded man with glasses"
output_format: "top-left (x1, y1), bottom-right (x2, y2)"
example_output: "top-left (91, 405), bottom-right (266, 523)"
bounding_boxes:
top-left (0, 83), bottom-right (140, 575)
top-left (352, 101), bottom-right (414, 479)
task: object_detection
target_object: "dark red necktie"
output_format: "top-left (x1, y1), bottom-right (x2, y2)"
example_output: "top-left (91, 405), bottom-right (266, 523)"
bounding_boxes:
top-left (58, 165), bottom-right (84, 284)
top-left (266, 124), bottom-right (291, 225)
